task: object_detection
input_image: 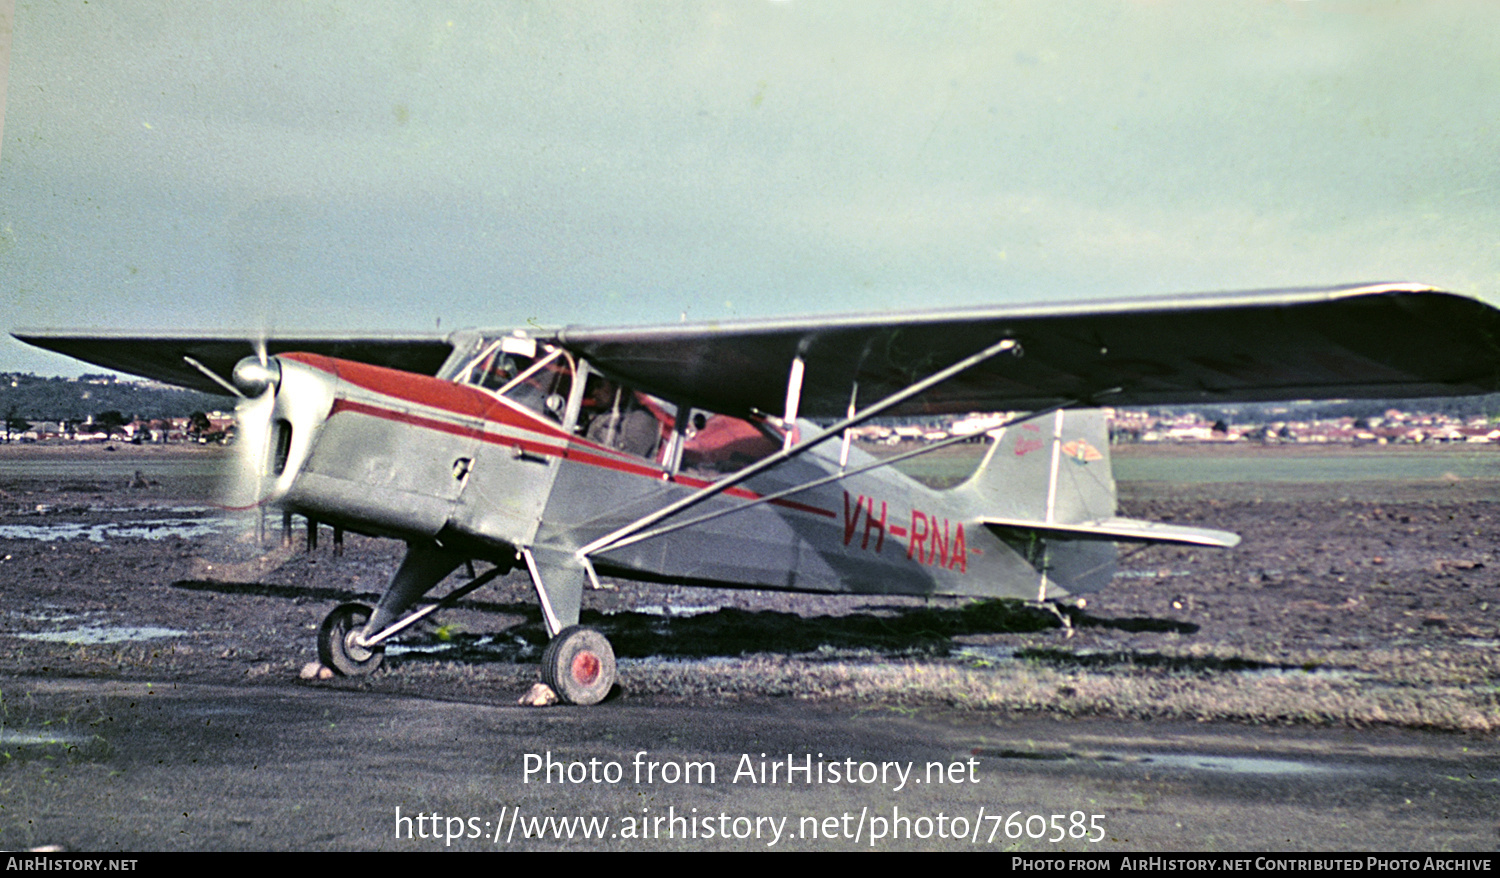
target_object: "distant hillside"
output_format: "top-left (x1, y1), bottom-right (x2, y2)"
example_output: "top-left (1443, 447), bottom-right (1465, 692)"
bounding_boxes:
top-left (6, 369), bottom-right (1500, 429)
top-left (0, 373), bottom-right (227, 421)
top-left (1142, 393), bottom-right (1500, 425)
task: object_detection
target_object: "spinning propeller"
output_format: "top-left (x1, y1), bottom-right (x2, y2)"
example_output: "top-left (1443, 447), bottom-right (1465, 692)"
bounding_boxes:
top-left (219, 337), bottom-right (284, 511)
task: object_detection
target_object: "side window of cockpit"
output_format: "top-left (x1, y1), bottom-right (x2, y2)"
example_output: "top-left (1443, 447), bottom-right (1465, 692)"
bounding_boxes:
top-left (577, 373), bottom-right (674, 462)
top-left (679, 410), bottom-right (783, 475)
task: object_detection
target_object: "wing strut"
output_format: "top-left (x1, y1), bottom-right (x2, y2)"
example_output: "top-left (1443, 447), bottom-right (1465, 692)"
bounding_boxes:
top-left (838, 381), bottom-right (858, 469)
top-left (581, 401), bottom-right (1088, 555)
top-left (782, 355), bottom-right (806, 450)
top-left (575, 337), bottom-right (1021, 561)
top-left (183, 355), bottom-right (246, 398)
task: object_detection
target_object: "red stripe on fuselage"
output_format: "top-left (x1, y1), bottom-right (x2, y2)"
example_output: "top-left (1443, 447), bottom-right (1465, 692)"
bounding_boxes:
top-left (284, 351), bottom-right (574, 440)
top-left (294, 353), bottom-right (835, 520)
top-left (328, 398), bottom-right (568, 463)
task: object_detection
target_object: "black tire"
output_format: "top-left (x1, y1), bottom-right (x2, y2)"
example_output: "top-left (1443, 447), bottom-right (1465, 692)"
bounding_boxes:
top-left (541, 626), bottom-right (615, 706)
top-left (317, 602), bottom-right (385, 677)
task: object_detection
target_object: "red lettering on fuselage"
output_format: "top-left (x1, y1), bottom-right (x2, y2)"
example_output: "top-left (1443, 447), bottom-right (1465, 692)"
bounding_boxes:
top-left (863, 498), bottom-right (887, 552)
top-left (841, 492), bottom-right (887, 552)
top-left (843, 492), bottom-right (968, 573)
top-left (931, 516), bottom-right (949, 567)
top-left (907, 508), bottom-right (968, 573)
top-left (907, 510), bottom-right (928, 561)
top-left (843, 492), bottom-right (862, 546)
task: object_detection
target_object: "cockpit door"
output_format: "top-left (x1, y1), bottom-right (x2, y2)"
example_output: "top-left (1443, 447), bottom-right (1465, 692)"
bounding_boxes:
top-left (445, 343), bottom-right (578, 548)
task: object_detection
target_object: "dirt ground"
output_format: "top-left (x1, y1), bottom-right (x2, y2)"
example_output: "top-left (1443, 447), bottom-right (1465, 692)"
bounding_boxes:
top-left (1, 442), bottom-right (1498, 731)
top-left (4, 442), bottom-right (1500, 852)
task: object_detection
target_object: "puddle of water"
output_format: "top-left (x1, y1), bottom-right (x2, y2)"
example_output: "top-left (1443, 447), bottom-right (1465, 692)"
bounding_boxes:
top-left (0, 729), bottom-right (87, 747)
top-left (622, 604), bottom-right (720, 618)
top-left (979, 746), bottom-right (1345, 776)
top-left (954, 645), bottom-right (1018, 664)
top-left (5, 609), bottom-right (82, 624)
top-left (13, 625), bottom-right (187, 644)
top-left (6, 608), bottom-right (188, 644)
top-left (94, 505), bottom-right (215, 515)
top-left (0, 518), bottom-right (230, 542)
top-left (1238, 666), bottom-right (1357, 681)
top-left (385, 633), bottom-right (537, 661)
top-left (1132, 752), bottom-right (1343, 776)
top-left (619, 655), bottom-right (741, 667)
top-left (385, 641), bottom-right (458, 657)
top-left (1457, 639), bottom-right (1500, 650)
top-left (0, 726), bottom-right (112, 761)
top-left (182, 705), bottom-right (259, 718)
top-left (1113, 570), bottom-right (1191, 580)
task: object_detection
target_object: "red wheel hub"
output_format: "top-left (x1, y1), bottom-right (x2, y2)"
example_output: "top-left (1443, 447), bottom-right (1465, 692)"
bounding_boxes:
top-left (571, 651), bottom-right (601, 686)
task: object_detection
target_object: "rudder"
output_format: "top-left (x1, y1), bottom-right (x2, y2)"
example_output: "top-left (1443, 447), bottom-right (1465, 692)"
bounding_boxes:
top-left (955, 409), bottom-right (1117, 526)
top-left (954, 409), bottom-right (1119, 598)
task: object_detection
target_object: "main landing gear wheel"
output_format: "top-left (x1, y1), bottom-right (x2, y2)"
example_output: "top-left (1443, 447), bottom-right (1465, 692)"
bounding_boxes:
top-left (318, 602), bottom-right (385, 677)
top-left (541, 626), bottom-right (615, 706)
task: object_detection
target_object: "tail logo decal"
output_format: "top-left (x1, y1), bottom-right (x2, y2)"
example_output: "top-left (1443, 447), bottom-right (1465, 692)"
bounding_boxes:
top-left (1013, 422), bottom-right (1045, 456)
top-left (1060, 438), bottom-right (1102, 464)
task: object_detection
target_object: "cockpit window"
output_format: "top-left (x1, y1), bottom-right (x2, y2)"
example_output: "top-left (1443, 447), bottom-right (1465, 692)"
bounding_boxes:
top-left (452, 337), bottom-right (575, 422)
top-left (499, 349), bottom-right (574, 422)
top-left (452, 335), bottom-right (543, 387)
top-left (472, 348), bottom-right (534, 391)
top-left (577, 371), bottom-right (674, 461)
top-left (680, 411), bottom-right (783, 475)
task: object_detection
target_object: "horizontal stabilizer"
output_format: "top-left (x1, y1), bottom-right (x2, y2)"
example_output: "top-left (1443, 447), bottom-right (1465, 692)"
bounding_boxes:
top-left (980, 516), bottom-right (1240, 548)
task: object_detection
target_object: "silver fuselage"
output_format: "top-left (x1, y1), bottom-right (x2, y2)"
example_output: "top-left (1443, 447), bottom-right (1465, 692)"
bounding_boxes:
top-left (266, 352), bottom-right (1063, 601)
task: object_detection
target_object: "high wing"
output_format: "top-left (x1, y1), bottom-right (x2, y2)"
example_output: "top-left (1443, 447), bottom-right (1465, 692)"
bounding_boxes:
top-left (9, 330), bottom-right (454, 396)
top-left (557, 283), bottom-right (1500, 416)
top-left (15, 283), bottom-right (1500, 413)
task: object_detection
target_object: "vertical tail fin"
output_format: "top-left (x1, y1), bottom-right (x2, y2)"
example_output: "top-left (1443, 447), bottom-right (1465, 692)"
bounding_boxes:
top-left (955, 409), bottom-right (1117, 525)
top-left (955, 409), bottom-right (1118, 598)
top-left (955, 410), bottom-right (1236, 598)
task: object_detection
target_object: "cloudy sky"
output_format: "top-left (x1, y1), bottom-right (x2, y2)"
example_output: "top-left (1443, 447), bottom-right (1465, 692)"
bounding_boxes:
top-left (2, 1), bottom-right (1498, 376)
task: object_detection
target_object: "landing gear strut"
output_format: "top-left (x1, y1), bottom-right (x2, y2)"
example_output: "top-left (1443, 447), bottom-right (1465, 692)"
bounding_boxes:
top-left (541, 626), bottom-right (616, 705)
top-left (318, 602), bottom-right (384, 676)
top-left (314, 542), bottom-right (507, 678)
top-left (313, 542), bottom-right (620, 704)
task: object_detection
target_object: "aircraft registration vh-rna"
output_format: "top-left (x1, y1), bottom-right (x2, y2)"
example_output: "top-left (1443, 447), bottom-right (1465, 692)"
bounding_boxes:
top-left (15, 282), bottom-right (1500, 705)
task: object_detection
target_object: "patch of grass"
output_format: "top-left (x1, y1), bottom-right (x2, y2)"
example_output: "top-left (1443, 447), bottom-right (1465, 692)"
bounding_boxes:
top-left (603, 647), bottom-right (1500, 732)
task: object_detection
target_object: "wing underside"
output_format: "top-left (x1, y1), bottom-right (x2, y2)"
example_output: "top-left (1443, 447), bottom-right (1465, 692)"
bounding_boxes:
top-left (15, 284), bottom-right (1500, 413)
top-left (9, 331), bottom-right (455, 396)
top-left (557, 283), bottom-right (1500, 417)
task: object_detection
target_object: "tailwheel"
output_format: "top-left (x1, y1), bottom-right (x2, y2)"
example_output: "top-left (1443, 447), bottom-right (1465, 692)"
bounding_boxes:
top-left (318, 602), bottom-right (385, 677)
top-left (541, 626), bottom-right (615, 706)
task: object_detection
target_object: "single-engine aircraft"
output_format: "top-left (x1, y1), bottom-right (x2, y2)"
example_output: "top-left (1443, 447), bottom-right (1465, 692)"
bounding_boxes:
top-left (15, 282), bottom-right (1500, 704)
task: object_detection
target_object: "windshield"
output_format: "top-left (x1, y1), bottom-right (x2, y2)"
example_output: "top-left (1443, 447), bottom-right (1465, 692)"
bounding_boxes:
top-left (448, 336), bottom-right (575, 422)
top-left (498, 349), bottom-right (574, 422)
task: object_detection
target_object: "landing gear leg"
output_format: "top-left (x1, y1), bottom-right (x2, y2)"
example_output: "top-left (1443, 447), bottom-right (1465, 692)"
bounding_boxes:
top-left (523, 547), bottom-right (616, 705)
top-left (1042, 601), bottom-right (1076, 638)
top-left (316, 540), bottom-right (465, 677)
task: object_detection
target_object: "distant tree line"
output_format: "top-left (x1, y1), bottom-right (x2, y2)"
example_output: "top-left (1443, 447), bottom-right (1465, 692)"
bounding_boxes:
top-left (1141, 393), bottom-right (1500, 426)
top-left (0, 372), bottom-right (226, 437)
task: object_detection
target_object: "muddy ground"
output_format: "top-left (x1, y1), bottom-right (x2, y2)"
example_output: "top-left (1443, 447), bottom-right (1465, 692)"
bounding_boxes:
top-left (2, 443), bottom-right (1498, 731)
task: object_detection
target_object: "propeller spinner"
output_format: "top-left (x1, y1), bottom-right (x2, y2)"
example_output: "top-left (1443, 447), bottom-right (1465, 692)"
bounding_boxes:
top-left (220, 354), bottom-right (285, 510)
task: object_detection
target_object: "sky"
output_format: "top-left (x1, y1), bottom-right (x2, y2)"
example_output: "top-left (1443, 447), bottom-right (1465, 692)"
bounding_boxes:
top-left (2, 1), bottom-right (1499, 376)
